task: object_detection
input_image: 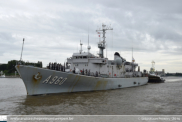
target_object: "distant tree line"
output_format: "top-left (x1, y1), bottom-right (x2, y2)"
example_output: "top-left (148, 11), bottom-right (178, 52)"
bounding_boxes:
top-left (0, 60), bottom-right (42, 76)
top-left (166, 73), bottom-right (182, 76)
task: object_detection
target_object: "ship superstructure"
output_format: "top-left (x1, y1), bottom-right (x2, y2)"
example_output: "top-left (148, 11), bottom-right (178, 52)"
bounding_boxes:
top-left (67, 24), bottom-right (141, 78)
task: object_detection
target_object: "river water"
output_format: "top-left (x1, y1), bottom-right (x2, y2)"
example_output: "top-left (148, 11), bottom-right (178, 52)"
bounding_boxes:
top-left (0, 77), bottom-right (182, 115)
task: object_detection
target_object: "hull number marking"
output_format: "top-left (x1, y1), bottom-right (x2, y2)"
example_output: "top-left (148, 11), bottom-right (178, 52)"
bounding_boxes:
top-left (42, 75), bottom-right (67, 85)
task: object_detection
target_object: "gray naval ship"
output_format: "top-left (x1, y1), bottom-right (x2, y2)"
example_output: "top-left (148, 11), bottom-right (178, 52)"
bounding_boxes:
top-left (15, 24), bottom-right (148, 95)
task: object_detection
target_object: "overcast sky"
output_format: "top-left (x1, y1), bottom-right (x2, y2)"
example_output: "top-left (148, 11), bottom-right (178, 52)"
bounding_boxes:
top-left (0, 0), bottom-right (181, 73)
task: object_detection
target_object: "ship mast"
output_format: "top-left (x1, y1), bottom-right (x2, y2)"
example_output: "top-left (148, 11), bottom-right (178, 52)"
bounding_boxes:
top-left (96, 24), bottom-right (113, 58)
top-left (87, 28), bottom-right (91, 54)
top-left (151, 61), bottom-right (155, 72)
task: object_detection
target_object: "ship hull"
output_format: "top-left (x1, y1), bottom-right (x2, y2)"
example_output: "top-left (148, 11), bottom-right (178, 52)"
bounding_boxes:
top-left (148, 75), bottom-right (165, 83)
top-left (16, 65), bottom-right (148, 95)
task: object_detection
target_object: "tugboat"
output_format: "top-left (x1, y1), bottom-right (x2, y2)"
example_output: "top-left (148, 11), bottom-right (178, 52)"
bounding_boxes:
top-left (15, 24), bottom-right (148, 95)
top-left (148, 61), bottom-right (165, 83)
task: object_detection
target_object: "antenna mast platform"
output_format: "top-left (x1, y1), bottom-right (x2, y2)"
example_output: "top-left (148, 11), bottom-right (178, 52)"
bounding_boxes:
top-left (96, 24), bottom-right (113, 58)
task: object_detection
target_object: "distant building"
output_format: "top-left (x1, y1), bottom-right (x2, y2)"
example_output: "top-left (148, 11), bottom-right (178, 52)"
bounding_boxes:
top-left (155, 69), bottom-right (165, 76)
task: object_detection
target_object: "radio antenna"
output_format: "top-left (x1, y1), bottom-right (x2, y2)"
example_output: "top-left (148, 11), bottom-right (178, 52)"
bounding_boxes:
top-left (87, 26), bottom-right (91, 53)
top-left (88, 26), bottom-right (89, 46)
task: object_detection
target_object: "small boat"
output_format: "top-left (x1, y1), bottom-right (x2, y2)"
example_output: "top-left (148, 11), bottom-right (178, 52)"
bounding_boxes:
top-left (148, 61), bottom-right (165, 83)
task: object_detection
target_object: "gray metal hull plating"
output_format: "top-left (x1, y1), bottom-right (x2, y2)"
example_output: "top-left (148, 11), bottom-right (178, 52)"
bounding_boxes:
top-left (16, 65), bottom-right (148, 95)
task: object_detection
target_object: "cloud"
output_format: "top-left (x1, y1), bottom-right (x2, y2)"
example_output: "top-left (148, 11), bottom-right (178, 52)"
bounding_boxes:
top-left (0, 0), bottom-right (181, 72)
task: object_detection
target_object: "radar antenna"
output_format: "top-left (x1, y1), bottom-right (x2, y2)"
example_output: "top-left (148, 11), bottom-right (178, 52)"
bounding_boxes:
top-left (96, 24), bottom-right (113, 58)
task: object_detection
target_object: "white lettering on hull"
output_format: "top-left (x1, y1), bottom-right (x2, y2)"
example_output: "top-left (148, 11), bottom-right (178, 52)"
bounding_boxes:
top-left (49, 76), bottom-right (58, 84)
top-left (42, 75), bottom-right (67, 85)
top-left (42, 75), bottom-right (52, 83)
top-left (54, 77), bottom-right (63, 84)
top-left (59, 78), bottom-right (67, 85)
